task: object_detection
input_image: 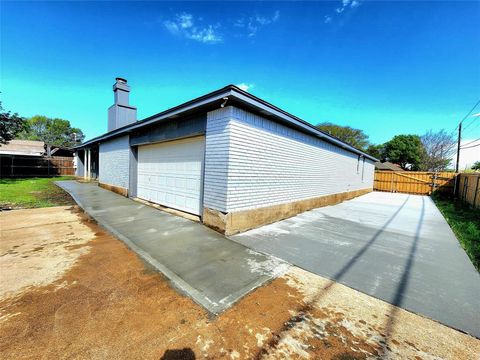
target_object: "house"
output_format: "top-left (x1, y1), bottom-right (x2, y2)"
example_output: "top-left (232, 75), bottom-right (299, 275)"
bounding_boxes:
top-left (0, 140), bottom-right (75, 177)
top-left (75, 78), bottom-right (377, 235)
top-left (374, 161), bottom-right (403, 171)
top-left (0, 140), bottom-right (46, 156)
top-left (0, 140), bottom-right (75, 157)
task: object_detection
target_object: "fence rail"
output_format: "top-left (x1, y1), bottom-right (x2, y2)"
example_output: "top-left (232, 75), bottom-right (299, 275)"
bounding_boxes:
top-left (0, 155), bottom-right (75, 177)
top-left (374, 171), bottom-right (456, 195)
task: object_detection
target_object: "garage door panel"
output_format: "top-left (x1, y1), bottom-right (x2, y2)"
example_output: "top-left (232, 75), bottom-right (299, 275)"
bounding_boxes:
top-left (137, 137), bottom-right (205, 215)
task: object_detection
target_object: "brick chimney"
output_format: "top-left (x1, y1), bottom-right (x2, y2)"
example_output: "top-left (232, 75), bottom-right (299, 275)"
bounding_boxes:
top-left (108, 77), bottom-right (137, 131)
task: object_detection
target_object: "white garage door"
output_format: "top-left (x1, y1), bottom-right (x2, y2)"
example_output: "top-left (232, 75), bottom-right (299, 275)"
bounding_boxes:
top-left (137, 136), bottom-right (205, 216)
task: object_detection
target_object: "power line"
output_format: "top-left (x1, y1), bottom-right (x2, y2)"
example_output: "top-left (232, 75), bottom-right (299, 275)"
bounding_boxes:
top-left (460, 100), bottom-right (480, 124)
top-left (463, 117), bottom-right (479, 131)
top-left (460, 142), bottom-right (480, 150)
top-left (454, 100), bottom-right (480, 136)
top-left (454, 100), bottom-right (480, 173)
top-left (448, 124), bottom-right (459, 138)
top-left (461, 136), bottom-right (480, 148)
top-left (462, 116), bottom-right (480, 135)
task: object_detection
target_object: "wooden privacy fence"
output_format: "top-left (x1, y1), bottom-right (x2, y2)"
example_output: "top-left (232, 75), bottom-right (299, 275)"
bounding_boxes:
top-left (0, 155), bottom-right (75, 177)
top-left (374, 171), bottom-right (457, 195)
top-left (457, 173), bottom-right (480, 209)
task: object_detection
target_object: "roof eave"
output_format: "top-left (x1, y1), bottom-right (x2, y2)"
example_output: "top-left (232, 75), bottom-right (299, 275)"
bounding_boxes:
top-left (75, 87), bottom-right (233, 149)
top-left (76, 84), bottom-right (378, 161)
top-left (228, 87), bottom-right (378, 161)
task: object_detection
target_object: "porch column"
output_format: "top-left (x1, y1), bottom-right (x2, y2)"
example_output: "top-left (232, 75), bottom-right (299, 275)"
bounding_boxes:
top-left (86, 148), bottom-right (91, 180)
top-left (88, 148), bottom-right (92, 180)
top-left (83, 149), bottom-right (88, 181)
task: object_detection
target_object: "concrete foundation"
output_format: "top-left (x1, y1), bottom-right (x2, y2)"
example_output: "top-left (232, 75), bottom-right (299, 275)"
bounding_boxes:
top-left (99, 182), bottom-right (128, 197)
top-left (203, 188), bottom-right (373, 235)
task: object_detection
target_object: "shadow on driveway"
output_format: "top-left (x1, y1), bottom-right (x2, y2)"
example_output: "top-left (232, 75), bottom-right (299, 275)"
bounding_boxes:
top-left (232, 192), bottom-right (480, 339)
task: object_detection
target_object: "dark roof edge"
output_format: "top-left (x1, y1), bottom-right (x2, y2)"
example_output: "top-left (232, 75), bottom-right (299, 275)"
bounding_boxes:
top-left (228, 85), bottom-right (377, 161)
top-left (76, 84), bottom-right (377, 161)
top-left (75, 85), bottom-right (233, 149)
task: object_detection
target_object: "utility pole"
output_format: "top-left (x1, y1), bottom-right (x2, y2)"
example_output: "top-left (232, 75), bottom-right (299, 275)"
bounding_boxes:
top-left (455, 122), bottom-right (462, 173)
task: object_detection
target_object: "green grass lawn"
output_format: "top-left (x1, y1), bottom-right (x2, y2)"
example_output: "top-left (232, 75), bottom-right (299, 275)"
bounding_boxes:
top-left (0, 177), bottom-right (76, 209)
top-left (432, 194), bottom-right (480, 271)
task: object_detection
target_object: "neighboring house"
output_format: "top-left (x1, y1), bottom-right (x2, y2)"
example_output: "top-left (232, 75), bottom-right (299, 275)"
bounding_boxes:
top-left (0, 140), bottom-right (74, 157)
top-left (75, 78), bottom-right (377, 234)
top-left (0, 140), bottom-right (74, 177)
top-left (0, 140), bottom-right (46, 156)
top-left (375, 161), bottom-right (403, 171)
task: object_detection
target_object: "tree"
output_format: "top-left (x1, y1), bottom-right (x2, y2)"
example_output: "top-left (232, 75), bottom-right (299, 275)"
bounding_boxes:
top-left (316, 122), bottom-right (370, 150)
top-left (419, 129), bottom-right (456, 171)
top-left (18, 115), bottom-right (84, 147)
top-left (472, 161), bottom-right (480, 171)
top-left (366, 144), bottom-right (385, 160)
top-left (0, 102), bottom-right (26, 145)
top-left (384, 134), bottom-right (425, 170)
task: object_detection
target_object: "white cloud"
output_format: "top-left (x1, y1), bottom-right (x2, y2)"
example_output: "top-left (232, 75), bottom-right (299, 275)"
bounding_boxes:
top-left (330, 0), bottom-right (362, 22)
top-left (163, 13), bottom-right (222, 44)
top-left (236, 83), bottom-right (254, 92)
top-left (178, 13), bottom-right (193, 29)
top-left (324, 16), bottom-right (332, 24)
top-left (235, 10), bottom-right (280, 37)
top-left (187, 25), bottom-right (222, 43)
top-left (164, 20), bottom-right (179, 34)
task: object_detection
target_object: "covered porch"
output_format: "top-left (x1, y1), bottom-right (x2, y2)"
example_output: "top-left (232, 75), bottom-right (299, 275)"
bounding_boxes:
top-left (75, 145), bottom-right (99, 181)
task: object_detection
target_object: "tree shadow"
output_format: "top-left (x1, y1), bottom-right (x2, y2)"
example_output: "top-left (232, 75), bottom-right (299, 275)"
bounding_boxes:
top-left (380, 196), bottom-right (425, 357)
top-left (160, 348), bottom-right (195, 360)
top-left (253, 196), bottom-right (411, 359)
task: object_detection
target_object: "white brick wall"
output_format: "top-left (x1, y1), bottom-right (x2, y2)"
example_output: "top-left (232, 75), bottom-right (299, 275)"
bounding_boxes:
top-left (203, 108), bottom-right (231, 211)
top-left (204, 106), bottom-right (375, 212)
top-left (99, 135), bottom-right (130, 190)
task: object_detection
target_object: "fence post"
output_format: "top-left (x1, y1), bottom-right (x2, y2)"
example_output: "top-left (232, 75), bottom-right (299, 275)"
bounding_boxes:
top-left (473, 176), bottom-right (480, 209)
top-left (453, 174), bottom-right (459, 198)
top-left (462, 177), bottom-right (468, 202)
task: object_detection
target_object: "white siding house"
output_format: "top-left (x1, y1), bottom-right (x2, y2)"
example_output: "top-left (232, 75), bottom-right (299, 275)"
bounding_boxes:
top-left (204, 106), bottom-right (374, 213)
top-left (76, 81), bottom-right (377, 234)
top-left (99, 135), bottom-right (130, 190)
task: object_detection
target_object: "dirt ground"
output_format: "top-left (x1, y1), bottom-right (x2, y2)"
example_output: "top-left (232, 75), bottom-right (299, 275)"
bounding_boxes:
top-left (0, 207), bottom-right (478, 360)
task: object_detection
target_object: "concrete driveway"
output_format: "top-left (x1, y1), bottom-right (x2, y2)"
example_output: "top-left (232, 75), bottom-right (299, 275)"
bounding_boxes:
top-left (56, 181), bottom-right (289, 314)
top-left (231, 192), bottom-right (480, 338)
top-left (3, 206), bottom-right (478, 359)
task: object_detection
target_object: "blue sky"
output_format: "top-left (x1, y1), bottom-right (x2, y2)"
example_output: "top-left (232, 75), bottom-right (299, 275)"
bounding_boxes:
top-left (1, 1), bottom-right (480, 145)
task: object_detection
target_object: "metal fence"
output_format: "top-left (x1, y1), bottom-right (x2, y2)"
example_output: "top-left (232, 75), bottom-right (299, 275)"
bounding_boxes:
top-left (0, 155), bottom-right (75, 177)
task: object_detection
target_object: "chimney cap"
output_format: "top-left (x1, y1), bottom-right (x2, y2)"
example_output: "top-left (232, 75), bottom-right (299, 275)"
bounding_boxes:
top-left (115, 77), bottom-right (127, 84)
